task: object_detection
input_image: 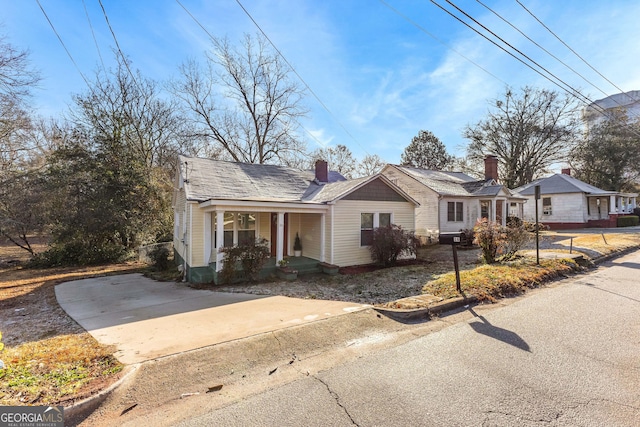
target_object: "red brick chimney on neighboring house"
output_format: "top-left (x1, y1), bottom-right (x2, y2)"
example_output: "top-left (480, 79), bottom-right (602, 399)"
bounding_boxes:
top-left (484, 155), bottom-right (499, 182)
top-left (561, 168), bottom-right (571, 175)
top-left (315, 159), bottom-right (328, 183)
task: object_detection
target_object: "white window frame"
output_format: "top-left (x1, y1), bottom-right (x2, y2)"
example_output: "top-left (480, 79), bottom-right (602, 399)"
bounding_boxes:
top-left (215, 212), bottom-right (259, 248)
top-left (447, 201), bottom-right (464, 222)
top-left (360, 212), bottom-right (394, 247)
top-left (542, 197), bottom-right (552, 216)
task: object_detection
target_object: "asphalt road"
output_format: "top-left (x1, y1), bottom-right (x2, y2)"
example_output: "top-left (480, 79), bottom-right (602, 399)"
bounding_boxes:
top-left (177, 251), bottom-right (640, 427)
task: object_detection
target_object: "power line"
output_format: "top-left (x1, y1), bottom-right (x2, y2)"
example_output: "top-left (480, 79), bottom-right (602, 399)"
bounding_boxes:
top-left (379, 0), bottom-right (508, 86)
top-left (476, 0), bottom-right (640, 121)
top-left (174, 0), bottom-right (332, 152)
top-left (36, 0), bottom-right (91, 88)
top-left (429, 0), bottom-right (640, 137)
top-left (82, 0), bottom-right (106, 73)
top-left (515, 0), bottom-right (638, 104)
top-left (431, 0), bottom-right (588, 104)
top-left (231, 0), bottom-right (370, 156)
top-left (475, 2), bottom-right (607, 102)
top-left (98, 0), bottom-right (141, 91)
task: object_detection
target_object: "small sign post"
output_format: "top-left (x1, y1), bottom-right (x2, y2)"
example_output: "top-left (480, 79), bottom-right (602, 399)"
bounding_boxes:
top-left (439, 232), bottom-right (463, 293)
top-left (452, 238), bottom-right (461, 293)
top-left (535, 184), bottom-right (541, 265)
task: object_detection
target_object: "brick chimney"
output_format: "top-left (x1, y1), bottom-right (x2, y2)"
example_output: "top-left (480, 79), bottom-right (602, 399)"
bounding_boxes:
top-left (561, 168), bottom-right (571, 176)
top-left (315, 160), bottom-right (328, 182)
top-left (484, 155), bottom-right (499, 181)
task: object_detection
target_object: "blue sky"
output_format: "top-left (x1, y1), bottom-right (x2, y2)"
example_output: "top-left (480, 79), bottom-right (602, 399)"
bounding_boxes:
top-left (3, 0), bottom-right (640, 166)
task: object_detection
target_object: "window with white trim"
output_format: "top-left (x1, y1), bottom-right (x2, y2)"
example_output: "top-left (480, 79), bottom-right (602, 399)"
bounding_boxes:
top-left (361, 213), bottom-right (374, 246)
top-left (361, 212), bottom-right (393, 246)
top-left (215, 212), bottom-right (257, 247)
top-left (542, 197), bottom-right (552, 215)
top-left (447, 202), bottom-right (463, 222)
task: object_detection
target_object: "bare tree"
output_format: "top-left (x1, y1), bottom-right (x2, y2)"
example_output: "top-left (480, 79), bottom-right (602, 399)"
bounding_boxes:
top-left (0, 34), bottom-right (40, 99)
top-left (171, 33), bottom-right (308, 164)
top-left (355, 154), bottom-right (386, 177)
top-left (463, 86), bottom-right (581, 188)
top-left (0, 33), bottom-right (42, 254)
top-left (401, 130), bottom-right (453, 170)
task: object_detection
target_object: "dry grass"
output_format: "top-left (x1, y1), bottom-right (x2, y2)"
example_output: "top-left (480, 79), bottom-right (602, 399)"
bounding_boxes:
top-left (564, 233), bottom-right (640, 255)
top-left (424, 258), bottom-right (582, 302)
top-left (0, 239), bottom-right (145, 406)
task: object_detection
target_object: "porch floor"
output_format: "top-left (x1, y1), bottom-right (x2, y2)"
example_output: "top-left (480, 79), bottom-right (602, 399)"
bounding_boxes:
top-left (262, 256), bottom-right (322, 275)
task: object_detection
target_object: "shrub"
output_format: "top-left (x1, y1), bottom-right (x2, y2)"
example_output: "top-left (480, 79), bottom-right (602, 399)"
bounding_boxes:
top-left (503, 221), bottom-right (531, 259)
top-left (148, 245), bottom-right (171, 271)
top-left (522, 220), bottom-right (549, 232)
top-left (459, 228), bottom-right (475, 247)
top-left (369, 224), bottom-right (419, 267)
top-left (617, 215), bottom-right (639, 227)
top-left (473, 219), bottom-right (506, 264)
top-left (219, 238), bottom-right (270, 283)
top-left (29, 239), bottom-right (127, 267)
top-left (506, 216), bottom-right (522, 227)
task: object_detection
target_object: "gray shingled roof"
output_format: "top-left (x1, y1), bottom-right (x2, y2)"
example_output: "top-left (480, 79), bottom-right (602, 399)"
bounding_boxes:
top-left (513, 174), bottom-right (616, 196)
top-left (179, 155), bottom-right (351, 203)
top-left (394, 165), bottom-right (516, 198)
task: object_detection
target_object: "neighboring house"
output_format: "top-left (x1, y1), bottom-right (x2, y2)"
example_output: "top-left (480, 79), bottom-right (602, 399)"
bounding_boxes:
top-left (512, 169), bottom-right (638, 229)
top-left (381, 155), bottom-right (526, 242)
top-left (583, 90), bottom-right (640, 128)
top-left (173, 155), bottom-right (418, 283)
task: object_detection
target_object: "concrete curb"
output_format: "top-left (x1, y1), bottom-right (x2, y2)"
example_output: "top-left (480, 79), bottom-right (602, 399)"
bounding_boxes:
top-left (374, 295), bottom-right (478, 322)
top-left (375, 245), bottom-right (640, 323)
top-left (64, 364), bottom-right (139, 425)
top-left (592, 245), bottom-right (640, 265)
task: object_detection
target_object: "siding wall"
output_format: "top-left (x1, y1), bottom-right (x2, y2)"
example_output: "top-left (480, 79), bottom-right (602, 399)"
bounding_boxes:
top-left (329, 200), bottom-right (415, 266)
top-left (381, 167), bottom-right (439, 239)
top-left (300, 214), bottom-right (322, 260)
top-left (173, 188), bottom-right (187, 261)
top-left (258, 212), bottom-right (270, 241)
top-left (521, 193), bottom-right (587, 224)
top-left (438, 197), bottom-right (475, 232)
top-left (190, 203), bottom-right (205, 266)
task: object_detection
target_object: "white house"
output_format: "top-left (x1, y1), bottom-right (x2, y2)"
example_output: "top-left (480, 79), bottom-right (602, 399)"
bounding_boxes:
top-left (381, 155), bottom-right (526, 243)
top-left (173, 156), bottom-right (418, 283)
top-left (512, 169), bottom-right (638, 229)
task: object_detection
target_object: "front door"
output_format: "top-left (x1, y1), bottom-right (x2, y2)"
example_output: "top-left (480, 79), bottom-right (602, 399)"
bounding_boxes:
top-left (270, 213), bottom-right (289, 257)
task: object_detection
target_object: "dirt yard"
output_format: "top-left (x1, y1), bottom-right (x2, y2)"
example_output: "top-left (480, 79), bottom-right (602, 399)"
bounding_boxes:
top-left (213, 245), bottom-right (483, 304)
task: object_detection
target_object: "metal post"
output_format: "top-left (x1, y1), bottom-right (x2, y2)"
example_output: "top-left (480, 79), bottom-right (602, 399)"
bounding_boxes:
top-left (535, 185), bottom-right (540, 265)
top-left (452, 243), bottom-right (461, 293)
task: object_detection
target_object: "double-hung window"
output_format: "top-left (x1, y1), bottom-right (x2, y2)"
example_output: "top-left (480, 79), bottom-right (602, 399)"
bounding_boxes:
top-left (542, 197), bottom-right (552, 216)
top-left (361, 212), bottom-right (392, 246)
top-left (447, 202), bottom-right (464, 222)
top-left (216, 212), bottom-right (257, 247)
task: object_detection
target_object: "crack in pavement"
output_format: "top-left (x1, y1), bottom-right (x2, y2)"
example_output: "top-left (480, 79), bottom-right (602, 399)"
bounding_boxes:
top-left (312, 375), bottom-right (360, 426)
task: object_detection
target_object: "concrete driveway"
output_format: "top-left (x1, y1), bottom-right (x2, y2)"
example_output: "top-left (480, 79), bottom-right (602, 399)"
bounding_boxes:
top-left (55, 274), bottom-right (369, 364)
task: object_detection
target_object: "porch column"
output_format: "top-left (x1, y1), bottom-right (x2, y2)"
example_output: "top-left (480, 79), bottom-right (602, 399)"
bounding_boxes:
top-left (276, 212), bottom-right (285, 263)
top-left (215, 211), bottom-right (224, 272)
top-left (501, 199), bottom-right (506, 226)
top-left (204, 212), bottom-right (212, 264)
top-left (491, 199), bottom-right (497, 222)
top-left (609, 195), bottom-right (617, 214)
top-left (633, 198), bottom-right (637, 210)
top-left (320, 213), bottom-right (326, 262)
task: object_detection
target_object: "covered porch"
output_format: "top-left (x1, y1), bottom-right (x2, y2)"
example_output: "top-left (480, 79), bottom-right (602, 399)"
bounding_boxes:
top-left (198, 200), bottom-right (330, 283)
